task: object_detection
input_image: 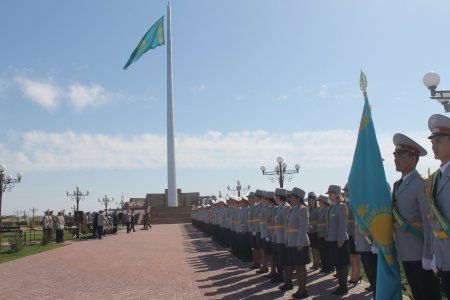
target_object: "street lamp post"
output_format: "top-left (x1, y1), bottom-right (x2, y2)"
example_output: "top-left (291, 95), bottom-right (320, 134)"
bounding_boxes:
top-left (423, 72), bottom-right (450, 113)
top-left (260, 156), bottom-right (300, 188)
top-left (66, 185), bottom-right (89, 239)
top-left (98, 195), bottom-right (114, 216)
top-left (29, 207), bottom-right (38, 226)
top-left (0, 164), bottom-right (23, 250)
top-left (227, 180), bottom-right (250, 197)
top-left (116, 193), bottom-right (125, 225)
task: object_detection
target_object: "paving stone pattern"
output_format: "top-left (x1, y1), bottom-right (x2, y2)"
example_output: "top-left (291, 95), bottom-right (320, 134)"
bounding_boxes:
top-left (0, 224), bottom-right (384, 299)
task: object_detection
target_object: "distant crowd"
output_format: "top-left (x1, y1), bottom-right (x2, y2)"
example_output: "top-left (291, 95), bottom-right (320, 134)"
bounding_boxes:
top-left (40, 207), bottom-right (152, 244)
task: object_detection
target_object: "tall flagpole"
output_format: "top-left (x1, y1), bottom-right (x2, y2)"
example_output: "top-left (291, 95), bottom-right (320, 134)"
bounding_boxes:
top-left (167, 3), bottom-right (177, 207)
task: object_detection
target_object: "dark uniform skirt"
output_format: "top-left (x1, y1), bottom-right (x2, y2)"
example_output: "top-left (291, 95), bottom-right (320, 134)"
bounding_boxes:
top-left (276, 243), bottom-right (289, 266)
top-left (308, 232), bottom-right (319, 249)
top-left (328, 240), bottom-right (350, 267)
top-left (263, 239), bottom-right (272, 255)
top-left (255, 232), bottom-right (263, 249)
top-left (250, 233), bottom-right (256, 249)
top-left (348, 235), bottom-right (358, 254)
top-left (271, 242), bottom-right (278, 256)
top-left (287, 246), bottom-right (311, 266)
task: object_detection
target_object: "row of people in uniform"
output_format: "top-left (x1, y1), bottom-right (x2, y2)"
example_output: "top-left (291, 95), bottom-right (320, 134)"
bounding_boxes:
top-left (192, 185), bottom-right (357, 298)
top-left (192, 113), bottom-right (450, 299)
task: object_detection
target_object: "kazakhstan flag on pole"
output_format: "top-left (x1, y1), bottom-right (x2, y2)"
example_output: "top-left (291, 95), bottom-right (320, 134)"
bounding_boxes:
top-left (348, 71), bottom-right (402, 300)
top-left (123, 16), bottom-right (165, 70)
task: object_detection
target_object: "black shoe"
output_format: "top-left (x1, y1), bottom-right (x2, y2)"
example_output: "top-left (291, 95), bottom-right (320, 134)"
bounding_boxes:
top-left (264, 273), bottom-right (277, 279)
top-left (331, 288), bottom-right (348, 296)
top-left (249, 263), bottom-right (260, 269)
top-left (256, 267), bottom-right (269, 274)
top-left (270, 277), bottom-right (284, 283)
top-left (348, 276), bottom-right (362, 284)
top-left (292, 290), bottom-right (308, 299)
top-left (365, 285), bottom-right (374, 292)
top-left (278, 283), bottom-right (294, 290)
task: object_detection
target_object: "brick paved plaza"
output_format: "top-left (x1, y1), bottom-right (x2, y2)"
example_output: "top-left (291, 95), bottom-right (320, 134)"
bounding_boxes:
top-left (0, 224), bottom-right (377, 299)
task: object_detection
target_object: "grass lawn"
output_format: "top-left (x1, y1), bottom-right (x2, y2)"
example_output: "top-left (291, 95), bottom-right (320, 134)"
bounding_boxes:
top-left (0, 243), bottom-right (66, 264)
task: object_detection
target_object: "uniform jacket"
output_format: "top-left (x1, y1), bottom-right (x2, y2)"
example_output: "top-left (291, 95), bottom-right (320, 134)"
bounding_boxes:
top-left (345, 199), bottom-right (355, 237)
top-left (56, 215), bottom-right (65, 230)
top-left (393, 170), bottom-right (432, 261)
top-left (97, 213), bottom-right (106, 226)
top-left (317, 206), bottom-right (329, 239)
top-left (267, 204), bottom-right (278, 242)
top-left (308, 206), bottom-right (320, 233)
top-left (274, 201), bottom-right (291, 244)
top-left (285, 203), bottom-right (310, 247)
top-left (354, 225), bottom-right (371, 252)
top-left (428, 164), bottom-right (450, 271)
top-left (260, 205), bottom-right (269, 238)
top-left (254, 202), bottom-right (263, 233)
top-left (326, 201), bottom-right (348, 244)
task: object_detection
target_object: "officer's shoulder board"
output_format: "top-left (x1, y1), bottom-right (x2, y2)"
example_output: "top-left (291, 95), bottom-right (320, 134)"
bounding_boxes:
top-left (340, 203), bottom-right (348, 215)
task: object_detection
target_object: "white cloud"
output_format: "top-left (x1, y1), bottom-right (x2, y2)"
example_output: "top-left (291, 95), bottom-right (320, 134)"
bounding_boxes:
top-left (277, 95), bottom-right (288, 102)
top-left (1, 129), bottom-right (436, 174)
top-left (67, 83), bottom-right (118, 111)
top-left (190, 84), bottom-right (206, 93)
top-left (15, 76), bottom-right (60, 111)
top-left (0, 129), bottom-right (441, 196)
top-left (13, 75), bottom-right (121, 112)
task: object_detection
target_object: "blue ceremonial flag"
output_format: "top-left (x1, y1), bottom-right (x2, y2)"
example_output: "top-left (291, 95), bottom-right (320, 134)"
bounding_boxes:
top-left (348, 72), bottom-right (402, 300)
top-left (123, 16), bottom-right (165, 70)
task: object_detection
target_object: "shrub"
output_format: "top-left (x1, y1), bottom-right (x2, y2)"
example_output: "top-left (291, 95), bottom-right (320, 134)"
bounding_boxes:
top-left (8, 231), bottom-right (24, 253)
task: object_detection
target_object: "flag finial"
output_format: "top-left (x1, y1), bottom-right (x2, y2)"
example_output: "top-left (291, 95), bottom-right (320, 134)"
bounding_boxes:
top-left (360, 70), bottom-right (368, 93)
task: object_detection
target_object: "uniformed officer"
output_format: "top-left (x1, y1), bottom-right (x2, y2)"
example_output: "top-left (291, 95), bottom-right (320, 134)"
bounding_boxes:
top-left (264, 191), bottom-right (279, 279)
top-left (392, 133), bottom-right (440, 300)
top-left (285, 187), bottom-right (310, 299)
top-left (273, 188), bottom-right (292, 290)
top-left (260, 191), bottom-right (277, 278)
top-left (307, 192), bottom-right (320, 270)
top-left (317, 195), bottom-right (333, 274)
top-left (247, 192), bottom-right (260, 269)
top-left (257, 192), bottom-right (270, 274)
top-left (354, 217), bottom-right (377, 298)
top-left (427, 114), bottom-right (450, 299)
top-left (252, 190), bottom-right (265, 270)
top-left (342, 184), bottom-right (362, 284)
top-left (326, 185), bottom-right (349, 296)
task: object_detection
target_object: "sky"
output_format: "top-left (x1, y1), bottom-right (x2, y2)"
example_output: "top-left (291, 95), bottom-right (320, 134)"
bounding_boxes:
top-left (1, 0), bottom-right (449, 216)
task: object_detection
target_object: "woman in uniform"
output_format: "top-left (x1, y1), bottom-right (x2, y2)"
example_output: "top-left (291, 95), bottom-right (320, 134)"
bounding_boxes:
top-left (307, 192), bottom-right (320, 270)
top-left (317, 195), bottom-right (333, 274)
top-left (326, 185), bottom-right (350, 296)
top-left (285, 187), bottom-right (310, 299)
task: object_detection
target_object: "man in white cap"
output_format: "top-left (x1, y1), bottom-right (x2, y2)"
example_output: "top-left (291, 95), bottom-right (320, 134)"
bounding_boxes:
top-left (427, 114), bottom-right (450, 299)
top-left (392, 133), bottom-right (440, 300)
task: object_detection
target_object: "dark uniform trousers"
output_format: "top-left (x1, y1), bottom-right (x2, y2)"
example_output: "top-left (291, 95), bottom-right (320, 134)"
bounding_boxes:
top-left (402, 261), bottom-right (441, 300)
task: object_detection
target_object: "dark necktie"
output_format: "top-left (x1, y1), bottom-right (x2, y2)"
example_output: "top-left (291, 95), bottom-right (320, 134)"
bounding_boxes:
top-left (393, 178), bottom-right (403, 202)
top-left (433, 169), bottom-right (443, 201)
top-left (396, 178), bottom-right (403, 192)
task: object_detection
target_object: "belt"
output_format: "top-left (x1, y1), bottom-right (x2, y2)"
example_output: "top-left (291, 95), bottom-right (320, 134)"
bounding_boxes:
top-left (394, 221), bottom-right (423, 230)
top-left (273, 225), bottom-right (284, 229)
top-left (347, 220), bottom-right (354, 224)
top-left (259, 221), bottom-right (266, 225)
top-left (286, 228), bottom-right (298, 233)
top-left (318, 223), bottom-right (326, 227)
top-left (268, 226), bottom-right (275, 229)
top-left (309, 221), bottom-right (318, 224)
top-left (433, 230), bottom-right (449, 239)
